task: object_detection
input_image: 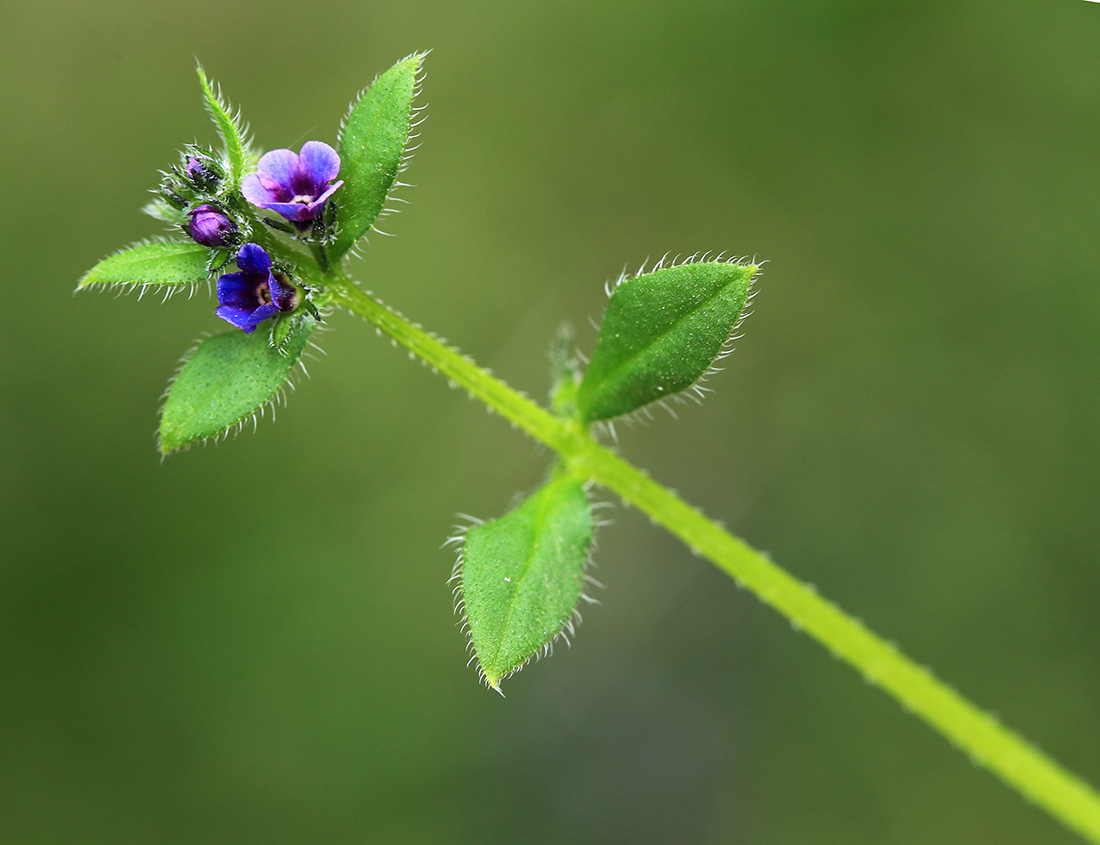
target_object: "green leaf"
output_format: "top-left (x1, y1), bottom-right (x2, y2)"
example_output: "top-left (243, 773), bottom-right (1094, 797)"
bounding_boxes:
top-left (459, 473), bottom-right (594, 690)
top-left (158, 312), bottom-right (316, 455)
top-left (331, 52), bottom-right (425, 261)
top-left (196, 64), bottom-right (251, 184)
top-left (77, 240), bottom-right (212, 290)
top-left (576, 260), bottom-right (757, 423)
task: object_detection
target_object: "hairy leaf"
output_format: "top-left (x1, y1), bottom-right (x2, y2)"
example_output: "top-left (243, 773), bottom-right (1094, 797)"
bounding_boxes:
top-left (460, 474), bottom-right (593, 690)
top-left (331, 52), bottom-right (424, 261)
top-left (196, 65), bottom-right (250, 184)
top-left (577, 260), bottom-right (756, 422)
top-left (158, 312), bottom-right (315, 454)
top-left (77, 240), bottom-right (212, 290)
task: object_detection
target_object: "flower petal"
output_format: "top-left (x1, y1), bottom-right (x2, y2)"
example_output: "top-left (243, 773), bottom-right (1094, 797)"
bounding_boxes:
top-left (215, 304), bottom-right (259, 332)
top-left (217, 272), bottom-right (260, 309)
top-left (242, 303), bottom-right (281, 330)
top-left (314, 179), bottom-right (344, 206)
top-left (254, 149), bottom-right (300, 197)
top-left (257, 201), bottom-right (315, 222)
top-left (234, 243), bottom-right (272, 275)
top-left (214, 302), bottom-right (280, 333)
top-left (241, 173), bottom-right (277, 207)
top-left (297, 181), bottom-right (343, 220)
top-left (298, 141), bottom-right (341, 188)
top-left (269, 275), bottom-right (298, 311)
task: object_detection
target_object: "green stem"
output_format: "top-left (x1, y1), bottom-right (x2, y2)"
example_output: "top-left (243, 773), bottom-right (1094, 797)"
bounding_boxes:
top-left (311, 243), bottom-right (333, 276)
top-left (330, 277), bottom-right (1100, 844)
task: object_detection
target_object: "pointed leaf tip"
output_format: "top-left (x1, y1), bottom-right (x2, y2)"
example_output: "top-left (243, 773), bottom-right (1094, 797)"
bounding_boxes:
top-left (78, 240), bottom-right (213, 290)
top-left (331, 53), bottom-right (425, 261)
top-left (195, 64), bottom-right (251, 184)
top-left (577, 260), bottom-right (756, 422)
top-left (459, 474), bottom-right (594, 689)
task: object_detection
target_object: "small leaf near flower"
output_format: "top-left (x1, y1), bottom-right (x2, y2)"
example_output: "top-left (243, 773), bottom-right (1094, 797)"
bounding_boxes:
top-left (577, 260), bottom-right (756, 423)
top-left (330, 52), bottom-right (425, 261)
top-left (77, 239), bottom-right (214, 291)
top-left (158, 311), bottom-right (316, 455)
top-left (269, 308), bottom-right (314, 353)
top-left (195, 65), bottom-right (252, 186)
top-left (459, 473), bottom-right (594, 690)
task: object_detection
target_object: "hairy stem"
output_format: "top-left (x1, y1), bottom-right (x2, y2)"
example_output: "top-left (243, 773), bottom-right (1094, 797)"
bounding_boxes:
top-left (329, 277), bottom-right (1100, 844)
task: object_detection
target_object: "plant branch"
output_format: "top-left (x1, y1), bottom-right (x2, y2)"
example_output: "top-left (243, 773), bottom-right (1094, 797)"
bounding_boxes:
top-left (329, 276), bottom-right (1100, 844)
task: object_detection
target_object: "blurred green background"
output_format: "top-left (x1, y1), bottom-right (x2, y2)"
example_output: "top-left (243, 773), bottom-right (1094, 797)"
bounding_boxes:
top-left (3, 0), bottom-right (1100, 842)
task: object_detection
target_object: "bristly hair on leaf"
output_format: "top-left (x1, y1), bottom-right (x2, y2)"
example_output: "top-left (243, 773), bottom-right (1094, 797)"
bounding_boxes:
top-left (330, 51), bottom-right (429, 262)
top-left (576, 254), bottom-right (760, 425)
top-left (453, 473), bottom-right (597, 691)
top-left (156, 313), bottom-right (318, 456)
top-left (195, 63), bottom-right (259, 186)
top-left (76, 238), bottom-right (218, 295)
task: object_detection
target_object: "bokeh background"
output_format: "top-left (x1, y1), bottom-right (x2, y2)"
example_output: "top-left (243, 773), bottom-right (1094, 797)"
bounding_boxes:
top-left (3, 1), bottom-right (1100, 842)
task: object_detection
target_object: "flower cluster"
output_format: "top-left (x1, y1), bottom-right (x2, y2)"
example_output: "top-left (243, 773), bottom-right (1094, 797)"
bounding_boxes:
top-left (158, 141), bottom-right (344, 333)
top-left (154, 148), bottom-right (246, 257)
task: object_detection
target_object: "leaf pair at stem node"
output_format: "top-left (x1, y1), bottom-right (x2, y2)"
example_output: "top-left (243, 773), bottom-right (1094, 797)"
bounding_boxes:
top-left (458, 257), bottom-right (756, 688)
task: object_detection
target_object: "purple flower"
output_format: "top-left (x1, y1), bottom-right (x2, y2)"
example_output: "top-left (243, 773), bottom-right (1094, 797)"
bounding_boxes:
top-left (188, 205), bottom-right (239, 248)
top-left (215, 244), bottom-right (299, 333)
top-left (241, 141), bottom-right (344, 224)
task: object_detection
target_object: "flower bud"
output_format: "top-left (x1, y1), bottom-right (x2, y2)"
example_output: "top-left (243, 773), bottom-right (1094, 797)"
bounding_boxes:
top-left (186, 155), bottom-right (222, 192)
top-left (187, 205), bottom-right (240, 248)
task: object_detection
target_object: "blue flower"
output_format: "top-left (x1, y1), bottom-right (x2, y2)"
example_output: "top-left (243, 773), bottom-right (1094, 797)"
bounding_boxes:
top-left (188, 204), bottom-right (240, 248)
top-left (241, 141), bottom-right (344, 224)
top-left (215, 244), bottom-right (299, 333)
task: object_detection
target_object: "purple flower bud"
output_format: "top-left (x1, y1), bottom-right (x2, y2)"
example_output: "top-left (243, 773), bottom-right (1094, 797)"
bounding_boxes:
top-left (186, 155), bottom-right (221, 191)
top-left (215, 244), bottom-right (300, 333)
top-left (188, 205), bottom-right (240, 248)
top-left (241, 141), bottom-right (344, 225)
